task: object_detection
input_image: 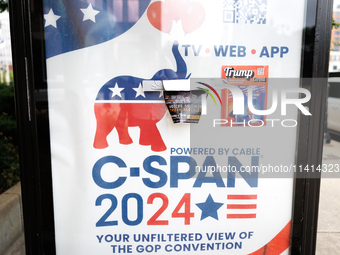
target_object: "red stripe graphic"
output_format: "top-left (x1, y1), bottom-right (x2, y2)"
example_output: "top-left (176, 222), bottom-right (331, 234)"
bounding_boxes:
top-left (228, 195), bottom-right (257, 200)
top-left (227, 214), bottom-right (256, 219)
top-left (227, 204), bottom-right (257, 209)
top-left (248, 220), bottom-right (291, 255)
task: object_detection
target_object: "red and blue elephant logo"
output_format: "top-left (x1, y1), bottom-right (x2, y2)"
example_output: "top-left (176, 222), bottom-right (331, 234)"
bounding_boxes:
top-left (93, 41), bottom-right (190, 152)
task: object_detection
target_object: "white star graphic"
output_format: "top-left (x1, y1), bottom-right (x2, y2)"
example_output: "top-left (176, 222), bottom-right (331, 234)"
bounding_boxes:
top-left (44, 9), bottom-right (61, 28)
top-left (109, 83), bottom-right (124, 98)
top-left (133, 83), bottom-right (146, 98)
top-left (159, 91), bottom-right (163, 98)
top-left (80, 4), bottom-right (100, 23)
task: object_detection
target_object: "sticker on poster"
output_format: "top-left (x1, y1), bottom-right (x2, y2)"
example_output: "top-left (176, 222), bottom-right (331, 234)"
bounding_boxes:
top-left (221, 66), bottom-right (269, 127)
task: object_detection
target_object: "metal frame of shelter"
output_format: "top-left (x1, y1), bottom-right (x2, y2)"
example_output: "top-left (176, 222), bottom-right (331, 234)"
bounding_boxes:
top-left (8, 0), bottom-right (333, 254)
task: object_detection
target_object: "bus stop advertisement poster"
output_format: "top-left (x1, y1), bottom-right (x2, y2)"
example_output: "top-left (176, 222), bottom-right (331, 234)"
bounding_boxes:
top-left (43, 0), bottom-right (306, 254)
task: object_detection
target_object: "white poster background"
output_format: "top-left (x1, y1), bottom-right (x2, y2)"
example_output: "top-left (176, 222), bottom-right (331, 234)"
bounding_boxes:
top-left (46, 0), bottom-right (306, 254)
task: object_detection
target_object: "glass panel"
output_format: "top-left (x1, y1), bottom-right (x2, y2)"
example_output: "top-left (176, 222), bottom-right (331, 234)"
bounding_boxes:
top-left (42, 0), bottom-right (307, 254)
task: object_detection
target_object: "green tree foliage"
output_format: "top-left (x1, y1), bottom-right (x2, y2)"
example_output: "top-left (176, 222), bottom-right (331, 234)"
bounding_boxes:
top-left (0, 81), bottom-right (19, 193)
top-left (0, 0), bottom-right (18, 192)
top-left (0, 82), bottom-right (17, 140)
top-left (0, 132), bottom-right (19, 192)
top-left (0, 0), bottom-right (7, 13)
top-left (332, 18), bottom-right (340, 51)
top-left (333, 18), bottom-right (340, 29)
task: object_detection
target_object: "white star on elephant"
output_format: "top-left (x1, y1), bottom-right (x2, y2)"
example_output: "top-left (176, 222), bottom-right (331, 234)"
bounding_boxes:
top-left (109, 83), bottom-right (124, 98)
top-left (44, 9), bottom-right (61, 28)
top-left (80, 4), bottom-right (100, 23)
top-left (133, 83), bottom-right (146, 98)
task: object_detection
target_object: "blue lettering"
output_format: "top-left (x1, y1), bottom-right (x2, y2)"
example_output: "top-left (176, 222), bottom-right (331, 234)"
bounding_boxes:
top-left (271, 46), bottom-right (280, 57)
top-left (92, 156), bottom-right (127, 189)
top-left (122, 193), bottom-right (143, 226)
top-left (230, 45), bottom-right (237, 57)
top-left (214, 45), bottom-right (228, 57)
top-left (183, 148), bottom-right (192, 154)
top-left (193, 156), bottom-right (225, 187)
top-left (165, 245), bottom-right (172, 252)
top-left (227, 156), bottom-right (259, 188)
top-left (192, 244), bottom-right (199, 251)
top-left (96, 235), bottom-right (104, 243)
top-left (170, 156), bottom-right (196, 187)
top-left (182, 45), bottom-right (190, 56)
top-left (192, 45), bottom-right (202, 56)
top-left (142, 156), bottom-right (167, 188)
top-left (225, 232), bottom-right (236, 239)
top-left (281, 46), bottom-right (289, 57)
top-left (259, 46), bottom-right (270, 58)
top-left (238, 46), bottom-right (246, 57)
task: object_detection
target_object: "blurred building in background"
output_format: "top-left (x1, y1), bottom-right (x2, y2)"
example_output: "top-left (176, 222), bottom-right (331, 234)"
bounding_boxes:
top-left (0, 11), bottom-right (12, 84)
top-left (330, 4), bottom-right (340, 72)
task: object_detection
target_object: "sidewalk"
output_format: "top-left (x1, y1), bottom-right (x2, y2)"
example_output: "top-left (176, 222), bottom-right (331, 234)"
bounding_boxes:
top-left (0, 183), bottom-right (25, 255)
top-left (316, 139), bottom-right (340, 254)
